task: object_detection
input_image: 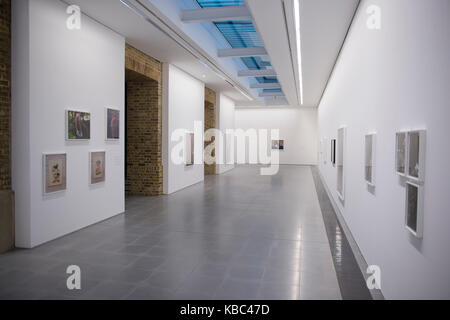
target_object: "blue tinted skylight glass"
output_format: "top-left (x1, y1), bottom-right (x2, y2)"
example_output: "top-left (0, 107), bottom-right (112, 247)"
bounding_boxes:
top-left (195, 0), bottom-right (278, 84)
top-left (196, 0), bottom-right (244, 7)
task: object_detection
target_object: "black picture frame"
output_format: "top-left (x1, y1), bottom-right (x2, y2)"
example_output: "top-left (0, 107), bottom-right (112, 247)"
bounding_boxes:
top-left (331, 139), bottom-right (336, 165)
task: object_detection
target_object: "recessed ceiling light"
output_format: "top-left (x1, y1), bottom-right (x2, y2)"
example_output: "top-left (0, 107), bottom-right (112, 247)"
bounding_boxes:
top-left (202, 74), bottom-right (206, 78)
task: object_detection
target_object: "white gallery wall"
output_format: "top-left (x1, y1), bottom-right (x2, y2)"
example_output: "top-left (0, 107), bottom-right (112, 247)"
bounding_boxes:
top-left (235, 107), bottom-right (318, 165)
top-left (12, 0), bottom-right (125, 247)
top-left (216, 94), bottom-right (235, 174)
top-left (163, 64), bottom-right (205, 194)
top-left (318, 0), bottom-right (450, 299)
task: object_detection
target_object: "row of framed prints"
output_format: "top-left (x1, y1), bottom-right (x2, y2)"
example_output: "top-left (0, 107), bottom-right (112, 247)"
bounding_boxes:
top-left (66, 108), bottom-right (120, 141)
top-left (43, 152), bottom-right (106, 194)
top-left (319, 128), bottom-right (426, 239)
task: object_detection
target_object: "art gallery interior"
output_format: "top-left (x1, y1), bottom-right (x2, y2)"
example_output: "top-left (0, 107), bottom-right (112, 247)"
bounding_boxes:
top-left (0, 0), bottom-right (449, 301)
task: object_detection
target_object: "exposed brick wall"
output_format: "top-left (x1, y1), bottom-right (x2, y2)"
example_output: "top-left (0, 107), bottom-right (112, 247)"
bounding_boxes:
top-left (204, 87), bottom-right (216, 175)
top-left (125, 45), bottom-right (163, 195)
top-left (0, 0), bottom-right (11, 191)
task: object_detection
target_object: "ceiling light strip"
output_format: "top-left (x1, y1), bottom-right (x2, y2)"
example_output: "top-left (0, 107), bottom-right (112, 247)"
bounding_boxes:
top-left (293, 0), bottom-right (304, 105)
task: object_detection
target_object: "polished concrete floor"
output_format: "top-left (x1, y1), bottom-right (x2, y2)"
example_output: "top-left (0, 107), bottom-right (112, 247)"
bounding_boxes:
top-left (0, 165), bottom-right (367, 300)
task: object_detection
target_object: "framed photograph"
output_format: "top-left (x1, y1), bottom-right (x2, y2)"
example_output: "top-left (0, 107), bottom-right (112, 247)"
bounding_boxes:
top-left (43, 153), bottom-right (67, 194)
top-left (365, 133), bottom-right (376, 186)
top-left (337, 127), bottom-right (346, 201)
top-left (271, 140), bottom-right (284, 150)
top-left (395, 132), bottom-right (407, 176)
top-left (406, 130), bottom-right (426, 183)
top-left (185, 132), bottom-right (194, 166)
top-left (90, 151), bottom-right (106, 184)
top-left (66, 110), bottom-right (91, 140)
top-left (331, 139), bottom-right (336, 165)
top-left (106, 108), bottom-right (120, 140)
top-left (405, 181), bottom-right (424, 238)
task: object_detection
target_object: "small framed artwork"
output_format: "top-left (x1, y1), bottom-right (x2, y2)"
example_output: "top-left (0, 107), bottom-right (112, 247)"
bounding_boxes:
top-left (185, 132), bottom-right (194, 166)
top-left (43, 153), bottom-right (67, 194)
top-left (365, 133), bottom-right (376, 186)
top-left (90, 151), bottom-right (106, 184)
top-left (405, 181), bottom-right (424, 238)
top-left (106, 108), bottom-right (120, 140)
top-left (272, 140), bottom-right (284, 150)
top-left (395, 132), bottom-right (407, 176)
top-left (331, 139), bottom-right (336, 165)
top-left (406, 130), bottom-right (426, 183)
top-left (66, 110), bottom-right (91, 140)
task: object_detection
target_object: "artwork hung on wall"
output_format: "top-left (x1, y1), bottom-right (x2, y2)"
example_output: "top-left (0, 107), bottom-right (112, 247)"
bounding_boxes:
top-left (43, 153), bottom-right (67, 194)
top-left (395, 132), bottom-right (407, 175)
top-left (90, 151), bottom-right (106, 184)
top-left (337, 127), bottom-right (346, 201)
top-left (272, 140), bottom-right (284, 150)
top-left (106, 108), bottom-right (120, 140)
top-left (331, 139), bottom-right (336, 165)
top-left (405, 181), bottom-right (424, 238)
top-left (365, 133), bottom-right (376, 186)
top-left (67, 110), bottom-right (91, 140)
top-left (407, 130), bottom-right (426, 182)
top-left (185, 132), bottom-right (194, 166)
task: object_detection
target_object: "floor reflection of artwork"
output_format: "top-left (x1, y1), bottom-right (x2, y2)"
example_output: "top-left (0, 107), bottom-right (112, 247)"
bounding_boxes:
top-left (67, 110), bottom-right (91, 140)
top-left (106, 108), bottom-right (120, 140)
top-left (91, 151), bottom-right (106, 184)
top-left (44, 153), bottom-right (67, 194)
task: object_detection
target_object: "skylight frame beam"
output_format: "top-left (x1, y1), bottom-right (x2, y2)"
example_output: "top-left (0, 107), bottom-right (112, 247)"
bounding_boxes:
top-left (181, 6), bottom-right (251, 23)
top-left (238, 69), bottom-right (277, 77)
top-left (218, 47), bottom-right (267, 58)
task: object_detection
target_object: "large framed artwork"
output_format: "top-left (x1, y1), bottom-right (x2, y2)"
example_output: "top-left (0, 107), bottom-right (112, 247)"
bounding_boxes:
top-left (43, 153), bottom-right (67, 194)
top-left (272, 140), bottom-right (284, 150)
top-left (185, 132), bottom-right (194, 166)
top-left (90, 151), bottom-right (106, 184)
top-left (66, 110), bottom-right (91, 140)
top-left (106, 108), bottom-right (120, 140)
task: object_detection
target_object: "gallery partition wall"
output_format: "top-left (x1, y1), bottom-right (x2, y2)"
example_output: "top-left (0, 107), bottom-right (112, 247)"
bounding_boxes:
top-left (0, 0), bottom-right (14, 254)
top-left (317, 0), bottom-right (450, 299)
top-left (125, 45), bottom-right (163, 196)
top-left (204, 87), bottom-right (216, 176)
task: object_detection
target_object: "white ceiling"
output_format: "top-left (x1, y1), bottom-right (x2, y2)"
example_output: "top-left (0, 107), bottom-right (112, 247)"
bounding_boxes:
top-left (241, 0), bottom-right (360, 108)
top-left (65, 0), bottom-right (360, 108)
top-left (67, 0), bottom-right (253, 103)
top-left (299, 0), bottom-right (360, 108)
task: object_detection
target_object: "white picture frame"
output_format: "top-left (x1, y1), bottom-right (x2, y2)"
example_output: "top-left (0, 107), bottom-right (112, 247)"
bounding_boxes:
top-left (90, 151), bottom-right (106, 185)
top-left (105, 107), bottom-right (120, 141)
top-left (337, 126), bottom-right (346, 201)
top-left (406, 130), bottom-right (426, 184)
top-left (405, 181), bottom-right (424, 238)
top-left (66, 109), bottom-right (91, 141)
top-left (43, 152), bottom-right (67, 195)
top-left (365, 133), bottom-right (376, 186)
top-left (395, 131), bottom-right (407, 176)
top-left (185, 132), bottom-right (194, 166)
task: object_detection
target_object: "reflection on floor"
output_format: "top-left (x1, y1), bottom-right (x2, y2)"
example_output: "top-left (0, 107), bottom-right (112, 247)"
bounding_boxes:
top-left (0, 165), bottom-right (369, 300)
